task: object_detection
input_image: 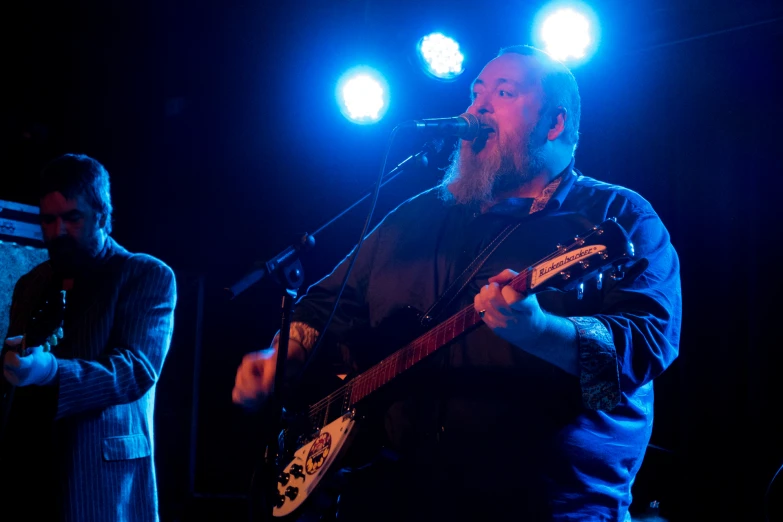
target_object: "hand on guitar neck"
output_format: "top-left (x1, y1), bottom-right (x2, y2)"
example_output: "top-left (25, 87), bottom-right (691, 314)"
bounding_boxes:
top-left (473, 269), bottom-right (581, 376)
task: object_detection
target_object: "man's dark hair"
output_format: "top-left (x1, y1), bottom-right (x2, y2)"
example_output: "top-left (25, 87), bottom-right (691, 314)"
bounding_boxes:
top-left (40, 153), bottom-right (114, 234)
top-left (498, 45), bottom-right (581, 153)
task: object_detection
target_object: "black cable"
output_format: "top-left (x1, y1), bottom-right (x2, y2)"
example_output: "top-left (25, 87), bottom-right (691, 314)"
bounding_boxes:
top-left (294, 124), bottom-right (401, 381)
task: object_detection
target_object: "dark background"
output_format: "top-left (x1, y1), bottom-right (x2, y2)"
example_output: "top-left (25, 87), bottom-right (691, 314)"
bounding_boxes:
top-left (2, 0), bottom-right (783, 521)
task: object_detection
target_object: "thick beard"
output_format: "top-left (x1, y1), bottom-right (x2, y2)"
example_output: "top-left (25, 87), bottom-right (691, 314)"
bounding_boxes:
top-left (46, 234), bottom-right (102, 278)
top-left (440, 122), bottom-right (548, 207)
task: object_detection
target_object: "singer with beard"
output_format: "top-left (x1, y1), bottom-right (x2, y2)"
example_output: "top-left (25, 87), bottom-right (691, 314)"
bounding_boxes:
top-left (0, 153), bottom-right (176, 522)
top-left (233, 45), bottom-right (681, 521)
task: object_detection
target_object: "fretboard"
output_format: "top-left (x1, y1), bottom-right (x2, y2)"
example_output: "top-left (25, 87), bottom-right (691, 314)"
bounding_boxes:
top-left (348, 304), bottom-right (482, 404)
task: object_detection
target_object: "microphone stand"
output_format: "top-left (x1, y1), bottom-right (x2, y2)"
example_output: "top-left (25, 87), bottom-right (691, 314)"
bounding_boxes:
top-left (225, 138), bottom-right (442, 521)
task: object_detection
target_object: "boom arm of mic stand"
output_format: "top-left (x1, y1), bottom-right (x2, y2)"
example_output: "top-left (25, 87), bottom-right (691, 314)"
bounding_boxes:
top-left (224, 138), bottom-right (442, 300)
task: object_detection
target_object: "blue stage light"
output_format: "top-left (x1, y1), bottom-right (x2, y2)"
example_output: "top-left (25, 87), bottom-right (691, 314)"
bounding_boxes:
top-left (417, 33), bottom-right (465, 81)
top-left (336, 67), bottom-right (389, 124)
top-left (533, 2), bottom-right (599, 65)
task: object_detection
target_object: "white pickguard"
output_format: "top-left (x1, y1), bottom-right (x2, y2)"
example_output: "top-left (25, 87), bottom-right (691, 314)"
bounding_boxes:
top-left (273, 413), bottom-right (357, 517)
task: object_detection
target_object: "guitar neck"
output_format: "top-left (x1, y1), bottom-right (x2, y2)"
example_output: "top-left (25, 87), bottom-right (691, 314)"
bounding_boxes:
top-left (305, 268), bottom-right (535, 427)
top-left (349, 277), bottom-right (538, 405)
top-left (348, 304), bottom-right (481, 404)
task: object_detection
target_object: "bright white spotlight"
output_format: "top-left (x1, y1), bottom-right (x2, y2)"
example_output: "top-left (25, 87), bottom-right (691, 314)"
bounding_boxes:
top-left (336, 67), bottom-right (389, 124)
top-left (417, 33), bottom-right (464, 80)
top-left (539, 7), bottom-right (593, 62)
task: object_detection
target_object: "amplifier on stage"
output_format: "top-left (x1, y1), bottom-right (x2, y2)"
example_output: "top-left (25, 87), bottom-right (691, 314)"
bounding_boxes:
top-left (0, 199), bottom-right (44, 246)
top-left (0, 199), bottom-right (48, 338)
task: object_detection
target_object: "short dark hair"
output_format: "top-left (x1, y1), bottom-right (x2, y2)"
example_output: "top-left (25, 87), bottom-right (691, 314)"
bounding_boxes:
top-left (498, 45), bottom-right (581, 152)
top-left (40, 153), bottom-right (114, 234)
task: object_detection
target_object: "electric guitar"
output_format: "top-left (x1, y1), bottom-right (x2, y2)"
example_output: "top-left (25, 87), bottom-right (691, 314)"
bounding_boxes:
top-left (272, 218), bottom-right (635, 518)
top-left (0, 283), bottom-right (68, 442)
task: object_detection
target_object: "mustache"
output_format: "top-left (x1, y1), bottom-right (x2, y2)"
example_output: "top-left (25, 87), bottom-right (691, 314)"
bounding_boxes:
top-left (47, 236), bottom-right (79, 252)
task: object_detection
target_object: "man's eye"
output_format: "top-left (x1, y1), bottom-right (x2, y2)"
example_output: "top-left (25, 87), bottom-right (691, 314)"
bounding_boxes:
top-left (499, 90), bottom-right (513, 97)
top-left (62, 213), bottom-right (84, 223)
top-left (41, 215), bottom-right (55, 224)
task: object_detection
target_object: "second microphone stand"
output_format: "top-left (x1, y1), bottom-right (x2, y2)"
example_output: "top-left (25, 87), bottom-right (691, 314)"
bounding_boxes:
top-left (226, 138), bottom-right (443, 521)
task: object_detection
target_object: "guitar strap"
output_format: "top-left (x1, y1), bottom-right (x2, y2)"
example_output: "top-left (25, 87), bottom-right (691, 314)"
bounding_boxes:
top-left (420, 220), bottom-right (522, 326)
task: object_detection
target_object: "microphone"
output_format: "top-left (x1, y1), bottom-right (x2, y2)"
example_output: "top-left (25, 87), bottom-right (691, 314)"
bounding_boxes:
top-left (401, 113), bottom-right (484, 140)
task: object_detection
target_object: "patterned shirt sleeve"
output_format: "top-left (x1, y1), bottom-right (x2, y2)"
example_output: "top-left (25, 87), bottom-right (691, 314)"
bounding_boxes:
top-left (567, 316), bottom-right (621, 411)
top-left (272, 321), bottom-right (320, 353)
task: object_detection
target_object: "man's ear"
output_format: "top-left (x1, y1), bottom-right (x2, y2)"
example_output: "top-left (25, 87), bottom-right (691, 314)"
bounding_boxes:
top-left (547, 106), bottom-right (567, 141)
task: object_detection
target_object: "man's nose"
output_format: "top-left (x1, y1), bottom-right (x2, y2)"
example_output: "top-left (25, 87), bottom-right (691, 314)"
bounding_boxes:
top-left (56, 217), bottom-right (68, 236)
top-left (467, 96), bottom-right (492, 117)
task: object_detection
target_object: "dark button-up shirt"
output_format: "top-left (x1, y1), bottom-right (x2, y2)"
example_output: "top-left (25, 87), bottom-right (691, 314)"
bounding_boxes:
top-left (290, 164), bottom-right (682, 520)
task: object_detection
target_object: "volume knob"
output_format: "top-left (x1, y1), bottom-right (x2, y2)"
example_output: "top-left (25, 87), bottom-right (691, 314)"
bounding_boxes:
top-left (285, 486), bottom-right (299, 500)
top-left (289, 464), bottom-right (305, 479)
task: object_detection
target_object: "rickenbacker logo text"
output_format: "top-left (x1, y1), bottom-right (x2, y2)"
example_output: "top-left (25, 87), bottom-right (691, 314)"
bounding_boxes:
top-left (530, 245), bottom-right (605, 288)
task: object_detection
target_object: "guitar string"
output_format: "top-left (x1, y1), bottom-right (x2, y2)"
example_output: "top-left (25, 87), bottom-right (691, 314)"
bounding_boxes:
top-left (305, 226), bottom-right (610, 425)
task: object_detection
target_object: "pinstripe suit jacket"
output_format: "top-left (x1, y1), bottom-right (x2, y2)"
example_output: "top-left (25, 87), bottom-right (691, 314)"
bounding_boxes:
top-left (1, 237), bottom-right (176, 522)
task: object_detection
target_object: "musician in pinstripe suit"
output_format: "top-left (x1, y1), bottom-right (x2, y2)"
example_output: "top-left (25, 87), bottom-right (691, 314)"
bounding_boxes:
top-left (1, 153), bottom-right (177, 522)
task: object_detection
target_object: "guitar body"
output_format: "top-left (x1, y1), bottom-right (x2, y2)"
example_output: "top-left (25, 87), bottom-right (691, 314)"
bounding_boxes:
top-left (271, 218), bottom-right (635, 518)
top-left (274, 413), bottom-right (358, 517)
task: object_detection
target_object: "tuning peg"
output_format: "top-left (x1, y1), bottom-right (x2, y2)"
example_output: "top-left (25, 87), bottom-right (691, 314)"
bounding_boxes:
top-left (596, 272), bottom-right (603, 290)
top-left (577, 282), bottom-right (584, 300)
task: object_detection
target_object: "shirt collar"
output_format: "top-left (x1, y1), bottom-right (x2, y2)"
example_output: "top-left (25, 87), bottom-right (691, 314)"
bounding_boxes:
top-left (482, 157), bottom-right (576, 219)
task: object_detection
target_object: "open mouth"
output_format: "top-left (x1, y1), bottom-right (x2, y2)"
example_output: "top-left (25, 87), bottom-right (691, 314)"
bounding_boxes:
top-left (471, 127), bottom-right (496, 152)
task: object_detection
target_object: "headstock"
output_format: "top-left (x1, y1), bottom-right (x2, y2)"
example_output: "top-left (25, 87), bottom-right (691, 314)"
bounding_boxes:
top-left (510, 218), bottom-right (635, 298)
